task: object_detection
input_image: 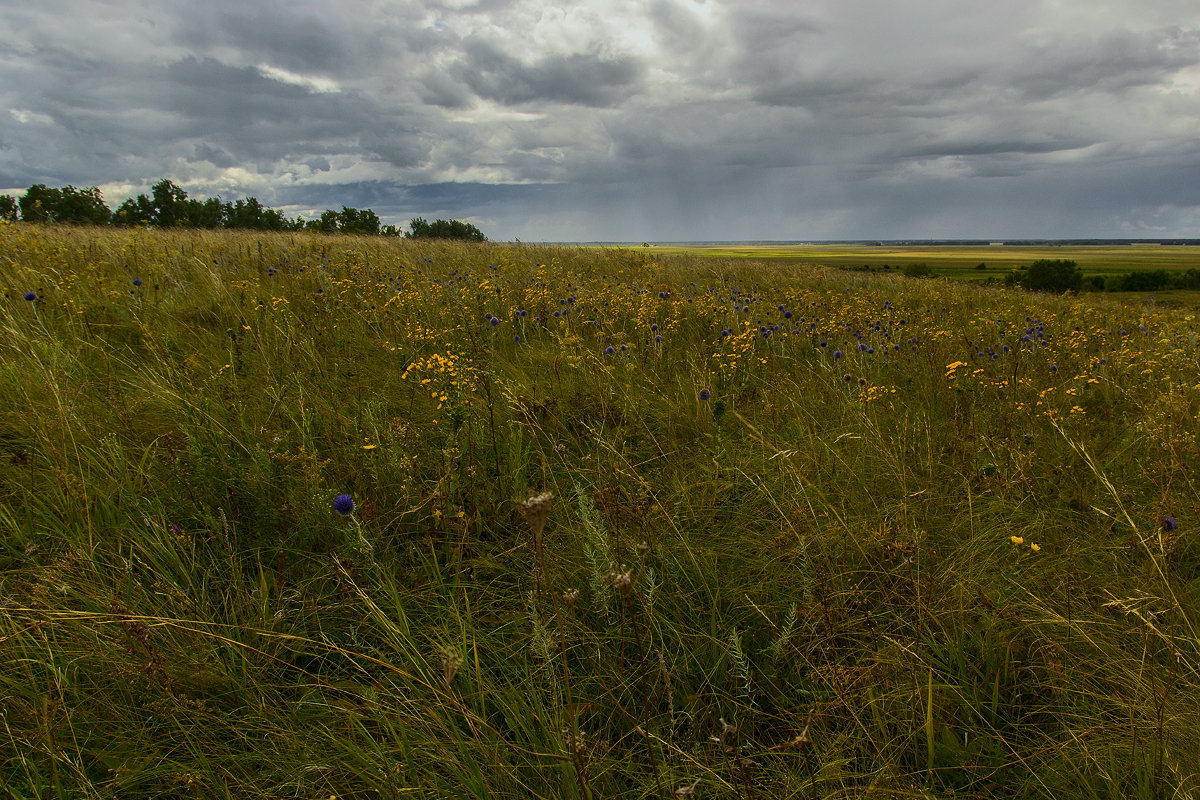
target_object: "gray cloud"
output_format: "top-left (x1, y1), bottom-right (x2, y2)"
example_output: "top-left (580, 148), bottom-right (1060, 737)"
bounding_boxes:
top-left (453, 38), bottom-right (644, 107)
top-left (2, 0), bottom-right (1199, 239)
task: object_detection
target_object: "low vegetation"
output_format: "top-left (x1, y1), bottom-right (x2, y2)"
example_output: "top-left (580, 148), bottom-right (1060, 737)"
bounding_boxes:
top-left (1, 224), bottom-right (1198, 798)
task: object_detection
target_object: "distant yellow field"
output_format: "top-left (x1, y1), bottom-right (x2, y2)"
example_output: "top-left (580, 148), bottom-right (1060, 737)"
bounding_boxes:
top-left (626, 243), bottom-right (1200, 278)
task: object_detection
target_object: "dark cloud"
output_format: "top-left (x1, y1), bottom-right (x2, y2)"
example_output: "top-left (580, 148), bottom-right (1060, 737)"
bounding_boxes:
top-left (453, 38), bottom-right (644, 107)
top-left (2, 0), bottom-right (1200, 239)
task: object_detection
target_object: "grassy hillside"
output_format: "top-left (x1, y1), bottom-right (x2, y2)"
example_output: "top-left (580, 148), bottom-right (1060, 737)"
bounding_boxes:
top-left (2, 224), bottom-right (1199, 798)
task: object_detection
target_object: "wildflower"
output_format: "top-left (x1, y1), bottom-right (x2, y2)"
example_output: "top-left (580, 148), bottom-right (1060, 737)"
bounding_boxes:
top-left (698, 388), bottom-right (711, 401)
top-left (1163, 516), bottom-right (1179, 532)
top-left (333, 494), bottom-right (355, 515)
top-left (132, 278), bottom-right (142, 287)
top-left (833, 349), bottom-right (843, 359)
top-left (603, 345), bottom-right (615, 355)
top-left (520, 491), bottom-right (554, 546)
top-left (24, 292), bottom-right (36, 301)
top-left (1030, 543), bottom-right (1041, 552)
top-left (609, 564), bottom-right (634, 598)
top-left (1010, 535), bottom-right (1024, 545)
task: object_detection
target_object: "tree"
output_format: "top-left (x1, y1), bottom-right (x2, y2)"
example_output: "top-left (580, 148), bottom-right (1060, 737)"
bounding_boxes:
top-left (57, 186), bottom-right (112, 224)
top-left (306, 209), bottom-right (342, 234)
top-left (113, 194), bottom-right (154, 226)
top-left (150, 179), bottom-right (189, 227)
top-left (406, 217), bottom-right (487, 241)
top-left (0, 194), bottom-right (18, 221)
top-left (336, 206), bottom-right (380, 235)
top-left (18, 184), bottom-right (111, 224)
top-left (1020, 259), bottom-right (1082, 293)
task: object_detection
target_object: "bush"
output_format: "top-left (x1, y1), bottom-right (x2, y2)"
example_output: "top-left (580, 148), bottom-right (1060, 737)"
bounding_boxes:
top-left (1114, 270), bottom-right (1172, 292)
top-left (901, 262), bottom-right (933, 278)
top-left (1020, 259), bottom-right (1082, 293)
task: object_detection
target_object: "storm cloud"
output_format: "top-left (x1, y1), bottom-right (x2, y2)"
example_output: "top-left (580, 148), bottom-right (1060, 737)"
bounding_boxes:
top-left (2, 0), bottom-right (1199, 239)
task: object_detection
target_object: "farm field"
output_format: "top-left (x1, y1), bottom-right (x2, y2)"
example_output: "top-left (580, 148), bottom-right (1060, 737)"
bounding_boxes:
top-left (2, 224), bottom-right (1200, 798)
top-left (639, 242), bottom-right (1200, 287)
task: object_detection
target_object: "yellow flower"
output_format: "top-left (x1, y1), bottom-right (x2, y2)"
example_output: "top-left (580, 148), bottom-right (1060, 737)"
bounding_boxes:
top-left (1030, 543), bottom-right (1041, 552)
top-left (1010, 535), bottom-right (1024, 545)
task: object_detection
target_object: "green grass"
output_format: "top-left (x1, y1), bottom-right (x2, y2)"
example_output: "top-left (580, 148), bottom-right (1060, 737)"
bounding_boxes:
top-left (2, 223), bottom-right (1199, 798)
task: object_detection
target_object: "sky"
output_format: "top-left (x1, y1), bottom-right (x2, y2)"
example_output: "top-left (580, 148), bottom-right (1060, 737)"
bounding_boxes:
top-left (2, 0), bottom-right (1199, 241)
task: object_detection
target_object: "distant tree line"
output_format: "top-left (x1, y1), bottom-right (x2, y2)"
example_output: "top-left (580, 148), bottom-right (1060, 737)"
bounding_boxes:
top-left (0, 179), bottom-right (486, 240)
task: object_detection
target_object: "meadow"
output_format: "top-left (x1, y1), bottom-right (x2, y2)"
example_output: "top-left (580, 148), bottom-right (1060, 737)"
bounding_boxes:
top-left (641, 243), bottom-right (1200, 302)
top-left (1, 224), bottom-right (1198, 799)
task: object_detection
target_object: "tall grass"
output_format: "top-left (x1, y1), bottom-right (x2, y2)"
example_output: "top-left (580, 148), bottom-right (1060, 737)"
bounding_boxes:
top-left (1, 223), bottom-right (1198, 798)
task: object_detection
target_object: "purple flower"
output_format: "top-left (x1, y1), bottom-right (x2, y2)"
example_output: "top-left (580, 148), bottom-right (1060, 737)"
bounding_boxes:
top-left (333, 494), bottom-right (355, 515)
top-left (1163, 516), bottom-right (1178, 532)
top-left (833, 349), bottom-right (843, 359)
top-left (698, 389), bottom-right (711, 401)
top-left (133, 278), bottom-right (143, 287)
top-left (23, 292), bottom-right (36, 302)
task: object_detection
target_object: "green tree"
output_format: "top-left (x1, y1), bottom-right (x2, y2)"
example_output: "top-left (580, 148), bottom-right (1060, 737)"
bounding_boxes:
top-left (18, 184), bottom-right (110, 224)
top-left (150, 179), bottom-right (189, 227)
top-left (19, 184), bottom-right (62, 222)
top-left (113, 193), bottom-right (155, 226)
top-left (0, 194), bottom-right (18, 221)
top-left (407, 217), bottom-right (486, 241)
top-left (336, 206), bottom-right (381, 235)
top-left (306, 209), bottom-right (342, 234)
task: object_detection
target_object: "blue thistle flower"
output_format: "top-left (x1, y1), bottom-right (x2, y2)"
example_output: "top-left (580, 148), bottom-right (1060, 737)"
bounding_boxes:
top-left (23, 292), bottom-right (36, 302)
top-left (833, 349), bottom-right (843, 359)
top-left (698, 389), bottom-right (711, 401)
top-left (1163, 516), bottom-right (1178, 531)
top-left (133, 278), bottom-right (142, 287)
top-left (333, 494), bottom-right (355, 515)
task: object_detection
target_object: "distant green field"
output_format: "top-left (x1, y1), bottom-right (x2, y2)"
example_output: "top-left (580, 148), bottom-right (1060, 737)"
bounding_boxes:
top-left (635, 243), bottom-right (1200, 282)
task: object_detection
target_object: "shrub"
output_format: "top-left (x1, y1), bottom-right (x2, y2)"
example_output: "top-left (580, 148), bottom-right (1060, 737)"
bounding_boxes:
top-left (901, 262), bottom-right (933, 278)
top-left (1020, 259), bottom-right (1082, 293)
top-left (1114, 270), bottom-right (1172, 292)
